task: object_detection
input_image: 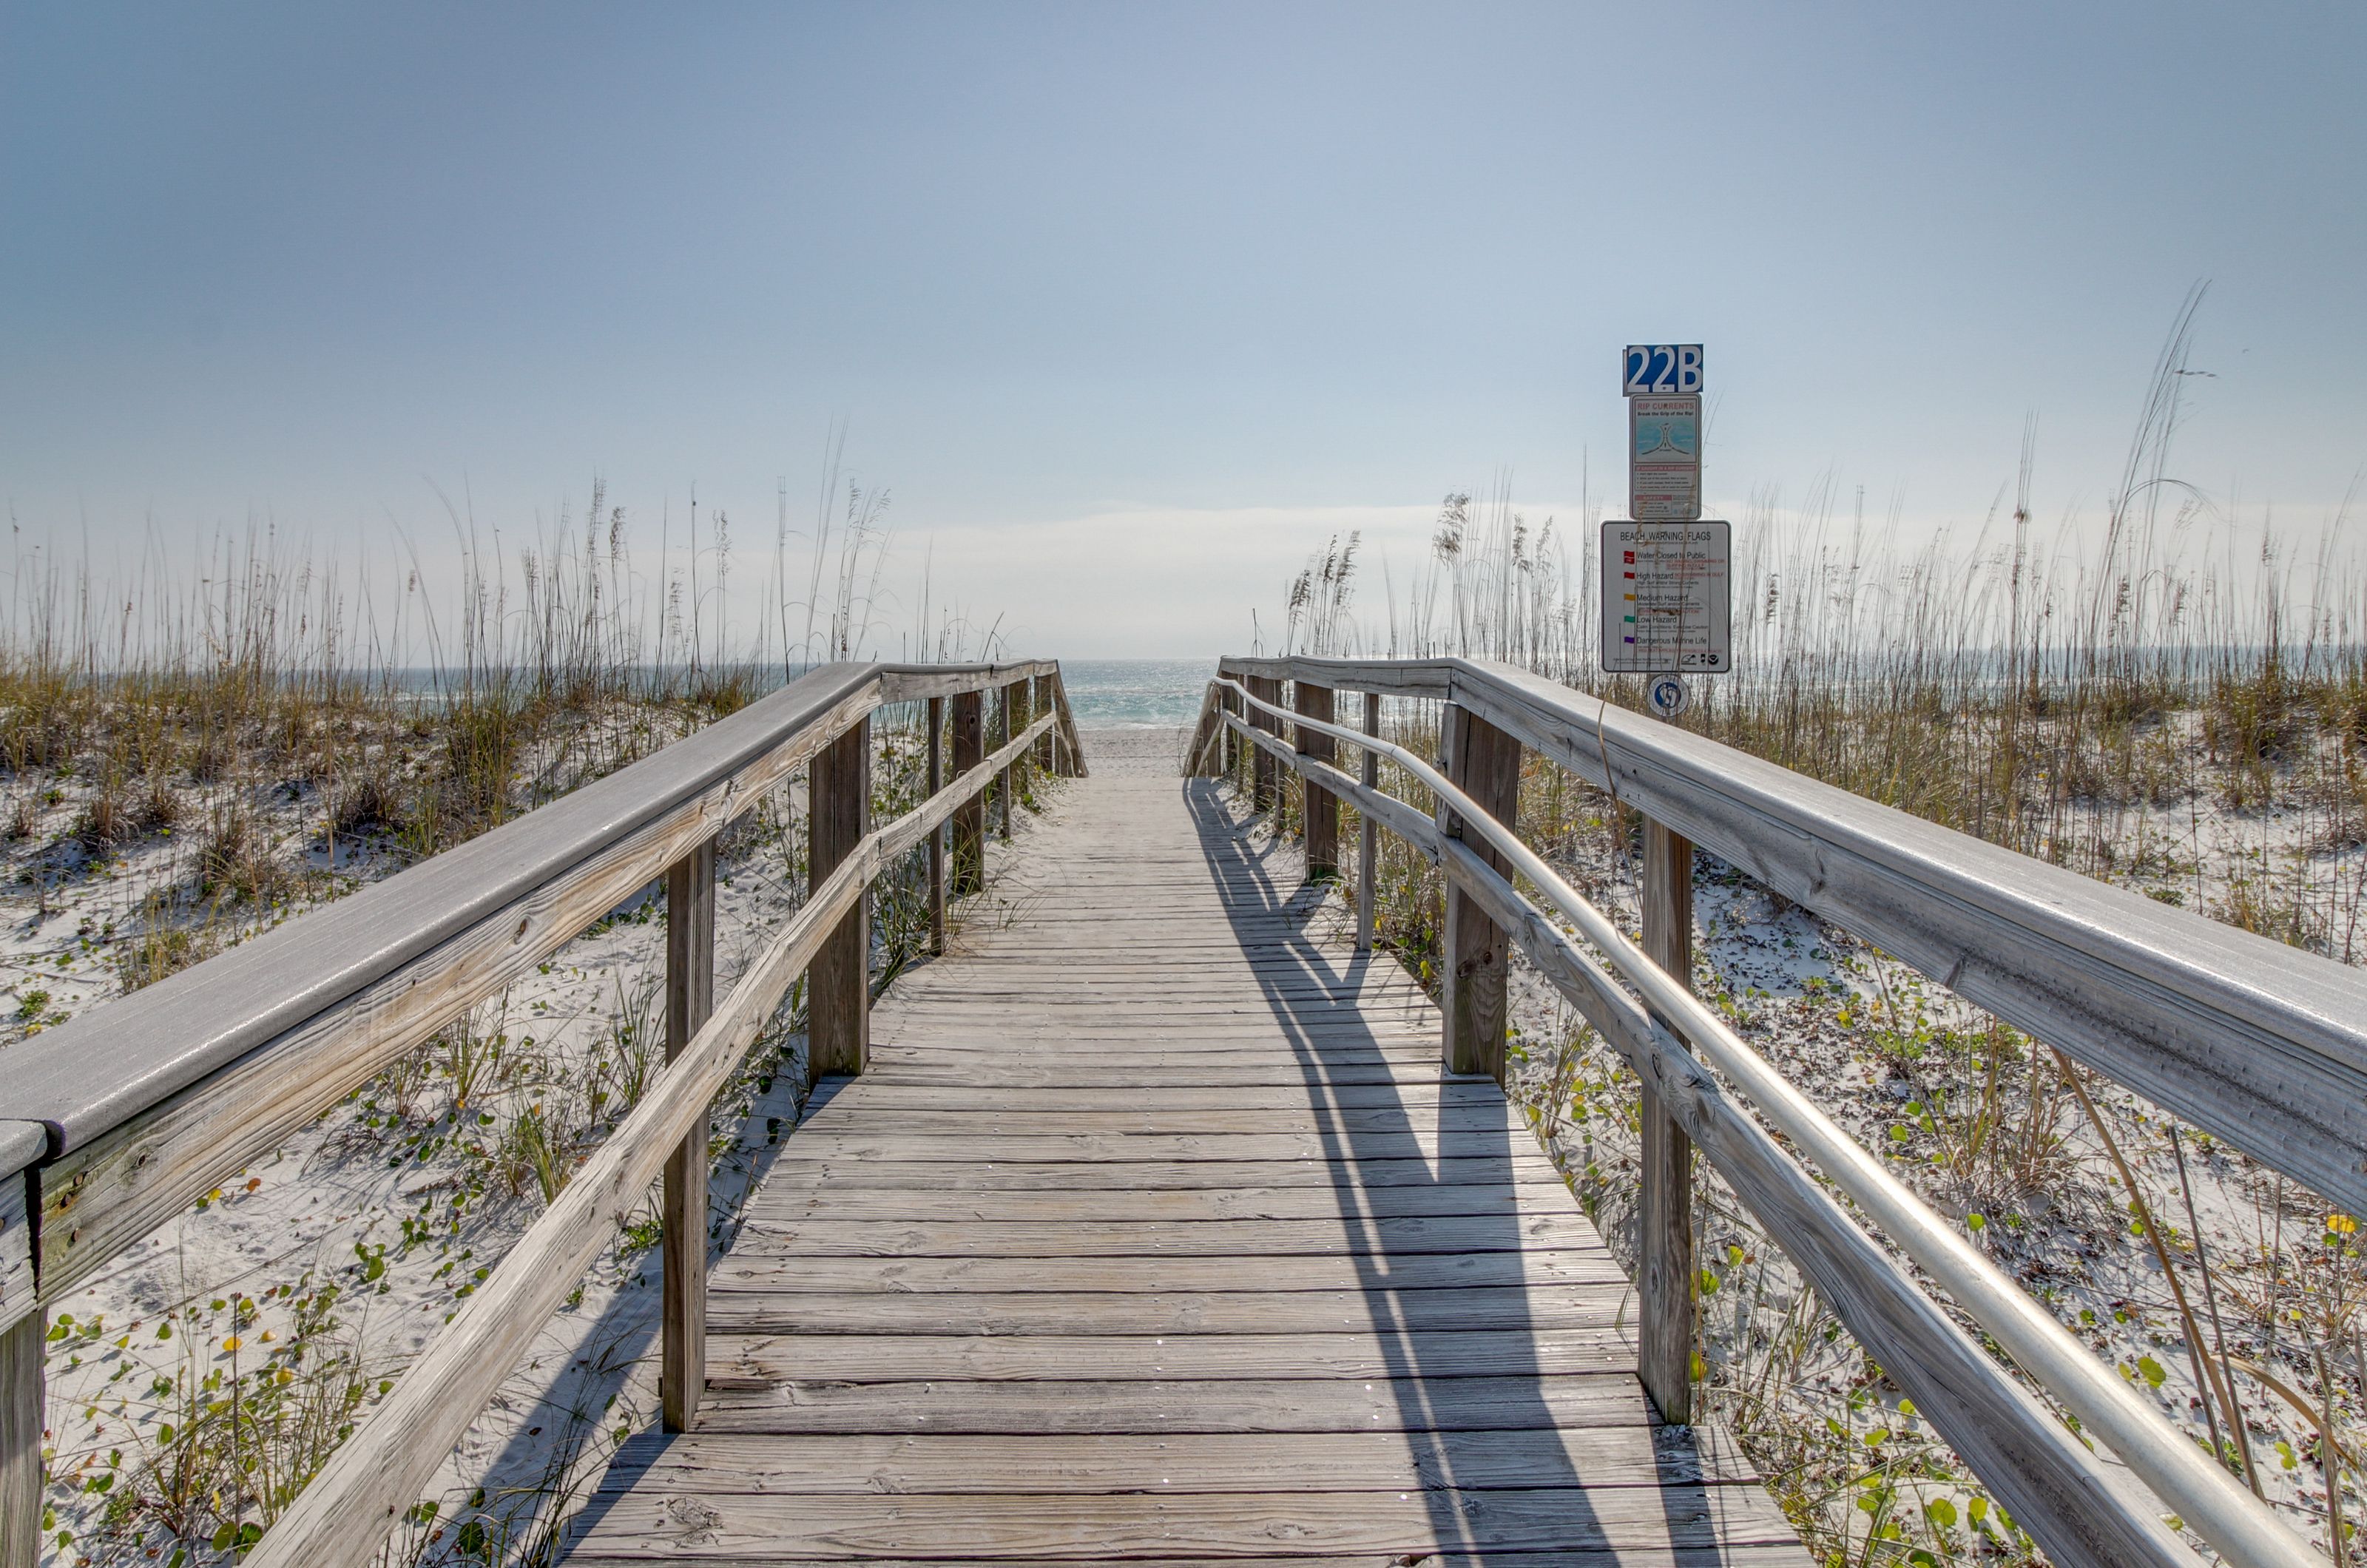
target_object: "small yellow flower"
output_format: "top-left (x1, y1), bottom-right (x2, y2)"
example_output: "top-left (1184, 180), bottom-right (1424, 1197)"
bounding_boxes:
top-left (2330, 1214), bottom-right (2357, 1235)
top-left (220, 1336), bottom-right (241, 1353)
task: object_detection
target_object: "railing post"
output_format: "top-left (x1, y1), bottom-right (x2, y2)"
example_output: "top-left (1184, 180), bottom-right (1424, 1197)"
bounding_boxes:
top-left (1442, 703), bottom-right (1521, 1081)
top-left (991, 680), bottom-right (1013, 842)
top-left (1246, 674), bottom-right (1283, 812)
top-left (1639, 818), bottom-right (1698, 1425)
top-left (809, 716), bottom-right (870, 1075)
top-left (1, 1308), bottom-right (36, 1568)
top-left (661, 839), bottom-right (714, 1433)
top-left (1294, 681), bottom-right (1338, 878)
top-left (951, 689), bottom-right (985, 896)
top-left (1220, 680), bottom-right (1240, 777)
top-left (1000, 678), bottom-right (1027, 840)
top-left (927, 696), bottom-right (946, 957)
top-left (1356, 692), bottom-right (1380, 951)
top-left (1032, 674), bottom-right (1056, 773)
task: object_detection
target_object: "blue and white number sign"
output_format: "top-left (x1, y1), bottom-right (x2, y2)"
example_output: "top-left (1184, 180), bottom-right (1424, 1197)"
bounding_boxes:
top-left (1622, 344), bottom-right (1704, 396)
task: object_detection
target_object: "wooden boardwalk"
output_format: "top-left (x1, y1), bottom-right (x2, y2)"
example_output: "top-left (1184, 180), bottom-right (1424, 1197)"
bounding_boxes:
top-left (567, 770), bottom-right (1807, 1565)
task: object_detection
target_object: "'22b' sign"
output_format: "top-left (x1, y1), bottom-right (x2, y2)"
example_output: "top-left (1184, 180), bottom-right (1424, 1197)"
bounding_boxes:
top-left (1623, 344), bottom-right (1704, 396)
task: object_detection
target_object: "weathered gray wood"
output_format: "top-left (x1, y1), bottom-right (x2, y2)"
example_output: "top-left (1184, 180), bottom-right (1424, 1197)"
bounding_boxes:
top-left (926, 696), bottom-right (946, 956)
top-left (1294, 679), bottom-right (1337, 877)
top-left (810, 715), bottom-right (871, 1076)
top-left (992, 680), bottom-right (1015, 842)
top-left (590, 1425), bottom-right (1766, 1495)
top-left (951, 689), bottom-right (984, 896)
top-left (875, 660), bottom-right (1060, 705)
top-left (0, 1308), bottom-right (37, 1568)
top-left (663, 839), bottom-right (716, 1433)
top-left (1640, 817), bottom-right (1696, 1426)
top-left (27, 669), bottom-right (882, 1298)
top-left (0, 1126), bottom-right (36, 1336)
top-left (1243, 654), bottom-right (2367, 1224)
top-left (570, 1482), bottom-right (1800, 1558)
top-left (566, 1552), bottom-right (1809, 1568)
top-left (1357, 691), bottom-right (1380, 950)
top-left (1246, 674), bottom-right (1283, 811)
top-left (729, 1211), bottom-right (1598, 1259)
top-left (569, 769), bottom-right (1797, 1568)
top-left (743, 1179), bottom-right (1571, 1223)
top-left (241, 703), bottom-right (1064, 1568)
top-left (0, 1133), bottom-right (37, 1568)
top-left (1434, 834), bottom-right (2195, 1568)
top-left (1442, 703), bottom-right (1521, 1081)
top-left (710, 1327), bottom-right (1632, 1382)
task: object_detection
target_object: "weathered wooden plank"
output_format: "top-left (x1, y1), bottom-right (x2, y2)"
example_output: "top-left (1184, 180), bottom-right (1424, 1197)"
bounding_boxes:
top-left (816, 1084), bottom-right (1499, 1114)
top-left (567, 1485), bottom-right (1802, 1559)
top-left (689, 1371), bottom-right (1643, 1434)
top-left (564, 1552), bottom-right (1812, 1568)
top-left (763, 1129), bottom-right (1539, 1164)
top-left (738, 1156), bottom-right (1567, 1194)
top-left (707, 1327), bottom-right (1632, 1383)
top-left (588, 1425), bottom-right (1765, 1496)
top-left (729, 1209), bottom-right (1600, 1259)
top-left (705, 1251), bottom-right (1617, 1302)
top-left (0, 1311), bottom-right (38, 1568)
top-left (701, 1292), bottom-right (1621, 1343)
top-left (1294, 678), bottom-right (1337, 877)
top-left (743, 1183), bottom-right (1568, 1225)
top-left (788, 1104), bottom-right (1522, 1138)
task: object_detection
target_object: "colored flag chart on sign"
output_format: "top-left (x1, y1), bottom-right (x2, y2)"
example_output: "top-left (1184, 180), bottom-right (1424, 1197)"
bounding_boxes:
top-left (1600, 521), bottom-right (1731, 673)
top-left (1629, 395), bottom-right (1701, 521)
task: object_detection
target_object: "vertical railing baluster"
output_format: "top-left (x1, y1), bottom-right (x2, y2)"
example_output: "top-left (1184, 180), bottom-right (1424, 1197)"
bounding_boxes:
top-left (993, 680), bottom-right (1015, 842)
top-left (1294, 680), bottom-right (1337, 878)
top-left (952, 690), bottom-right (985, 896)
top-left (1246, 675), bottom-right (1283, 812)
top-left (927, 696), bottom-right (946, 957)
top-left (809, 716), bottom-right (870, 1075)
top-left (661, 839), bottom-right (715, 1432)
top-left (1640, 818), bottom-right (1698, 1425)
top-left (1441, 702), bottom-right (1522, 1081)
top-left (1357, 691), bottom-right (1380, 951)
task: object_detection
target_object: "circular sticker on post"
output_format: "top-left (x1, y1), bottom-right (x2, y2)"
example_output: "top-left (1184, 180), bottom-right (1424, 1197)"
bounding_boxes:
top-left (1647, 674), bottom-right (1689, 720)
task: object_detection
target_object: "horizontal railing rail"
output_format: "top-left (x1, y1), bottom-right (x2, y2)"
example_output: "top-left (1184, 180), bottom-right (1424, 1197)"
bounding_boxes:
top-left (1194, 660), bottom-right (2326, 1568)
top-left (0, 658), bottom-right (1083, 1568)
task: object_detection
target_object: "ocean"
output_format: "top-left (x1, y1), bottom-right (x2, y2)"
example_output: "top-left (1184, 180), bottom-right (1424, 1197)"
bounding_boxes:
top-left (1057, 658), bottom-right (1212, 729)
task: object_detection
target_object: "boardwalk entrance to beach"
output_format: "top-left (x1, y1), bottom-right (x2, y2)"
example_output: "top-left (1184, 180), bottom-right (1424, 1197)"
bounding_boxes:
top-left (565, 767), bottom-right (1805, 1565)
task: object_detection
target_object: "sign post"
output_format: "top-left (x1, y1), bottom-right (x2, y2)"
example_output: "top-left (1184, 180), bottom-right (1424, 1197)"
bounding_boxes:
top-left (1608, 342), bottom-right (1728, 1432)
top-left (1606, 344), bottom-right (1729, 688)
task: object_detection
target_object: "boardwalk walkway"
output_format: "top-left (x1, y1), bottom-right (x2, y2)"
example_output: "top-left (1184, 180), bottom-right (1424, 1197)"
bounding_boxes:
top-left (567, 766), bottom-right (1807, 1564)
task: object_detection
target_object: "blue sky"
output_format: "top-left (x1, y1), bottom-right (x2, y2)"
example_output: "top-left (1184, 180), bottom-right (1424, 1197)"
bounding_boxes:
top-left (4, 2), bottom-right (2362, 655)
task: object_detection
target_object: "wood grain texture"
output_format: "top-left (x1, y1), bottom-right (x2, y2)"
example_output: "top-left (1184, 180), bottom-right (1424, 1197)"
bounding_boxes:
top-left (0, 1127), bottom-right (35, 1336)
top-left (1294, 679), bottom-right (1337, 877)
top-left (1639, 817), bottom-right (1697, 1426)
top-left (241, 700), bottom-right (1063, 1568)
top-left (0, 1311), bottom-right (37, 1568)
top-left (1442, 703), bottom-right (1521, 1081)
top-left (569, 771), bottom-right (1800, 1567)
top-left (925, 696), bottom-right (945, 956)
top-left (663, 841), bottom-right (717, 1433)
top-left (950, 690), bottom-right (984, 897)
top-left (1229, 653), bottom-right (2367, 1223)
top-left (809, 717), bottom-right (871, 1076)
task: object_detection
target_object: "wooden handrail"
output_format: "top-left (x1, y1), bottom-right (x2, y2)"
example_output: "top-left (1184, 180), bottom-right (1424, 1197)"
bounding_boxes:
top-left (0, 660), bottom-right (1076, 1568)
top-left (1208, 671), bottom-right (2315, 1568)
top-left (242, 709), bottom-right (1059, 1568)
top-left (1218, 655), bottom-right (2367, 1224)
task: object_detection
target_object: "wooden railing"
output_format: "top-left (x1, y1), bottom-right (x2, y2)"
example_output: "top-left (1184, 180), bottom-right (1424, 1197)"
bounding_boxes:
top-left (1192, 655), bottom-right (2350, 1568)
top-left (0, 659), bottom-right (1084, 1568)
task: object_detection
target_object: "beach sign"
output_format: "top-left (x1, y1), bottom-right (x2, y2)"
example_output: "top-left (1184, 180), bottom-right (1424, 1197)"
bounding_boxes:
top-left (1601, 521), bottom-right (1732, 674)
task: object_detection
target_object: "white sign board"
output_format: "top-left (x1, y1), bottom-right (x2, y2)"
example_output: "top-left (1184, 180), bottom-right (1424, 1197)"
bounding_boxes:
top-left (1601, 521), bottom-right (1731, 673)
top-left (1623, 344), bottom-right (1704, 396)
top-left (1629, 393), bottom-right (1701, 521)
